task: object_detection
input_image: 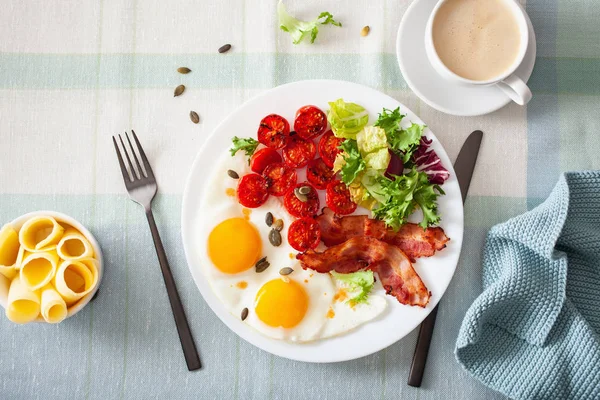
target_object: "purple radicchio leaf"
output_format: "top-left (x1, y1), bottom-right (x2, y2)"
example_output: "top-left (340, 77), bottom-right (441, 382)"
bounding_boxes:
top-left (413, 137), bottom-right (450, 184)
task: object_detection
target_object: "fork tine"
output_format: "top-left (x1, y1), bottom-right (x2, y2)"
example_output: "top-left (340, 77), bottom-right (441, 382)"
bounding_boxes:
top-left (119, 134), bottom-right (140, 180)
top-left (131, 130), bottom-right (155, 179)
top-left (113, 136), bottom-right (132, 183)
top-left (125, 131), bottom-right (146, 178)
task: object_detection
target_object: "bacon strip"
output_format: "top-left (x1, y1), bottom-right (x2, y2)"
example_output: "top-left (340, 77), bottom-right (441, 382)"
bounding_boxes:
top-left (297, 236), bottom-right (431, 307)
top-left (316, 208), bottom-right (449, 261)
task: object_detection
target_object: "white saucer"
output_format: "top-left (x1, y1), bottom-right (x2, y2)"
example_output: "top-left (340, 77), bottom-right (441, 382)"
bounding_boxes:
top-left (396, 0), bottom-right (537, 116)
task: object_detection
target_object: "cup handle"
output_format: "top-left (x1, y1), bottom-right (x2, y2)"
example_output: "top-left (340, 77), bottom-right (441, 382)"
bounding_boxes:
top-left (497, 74), bottom-right (532, 105)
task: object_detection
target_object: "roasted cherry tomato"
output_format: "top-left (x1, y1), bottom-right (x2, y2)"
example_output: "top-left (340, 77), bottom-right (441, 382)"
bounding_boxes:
top-left (294, 105), bottom-right (327, 140)
top-left (262, 162), bottom-right (297, 196)
top-left (283, 182), bottom-right (320, 218)
top-left (237, 173), bottom-right (269, 208)
top-left (282, 135), bottom-right (316, 168)
top-left (318, 130), bottom-right (344, 168)
top-left (306, 158), bottom-right (335, 190)
top-left (288, 217), bottom-right (321, 252)
top-left (257, 114), bottom-right (290, 149)
top-left (250, 148), bottom-right (282, 174)
top-left (326, 180), bottom-right (357, 215)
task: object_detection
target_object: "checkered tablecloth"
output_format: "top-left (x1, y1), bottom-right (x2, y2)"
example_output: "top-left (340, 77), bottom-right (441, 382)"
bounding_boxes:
top-left (1, 0), bottom-right (597, 399)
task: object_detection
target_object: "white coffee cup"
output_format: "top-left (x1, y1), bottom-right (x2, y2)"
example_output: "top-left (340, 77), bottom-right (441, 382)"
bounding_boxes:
top-left (425, 0), bottom-right (532, 105)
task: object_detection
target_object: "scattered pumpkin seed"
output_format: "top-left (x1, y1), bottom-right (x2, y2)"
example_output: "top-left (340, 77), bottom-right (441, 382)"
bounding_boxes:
top-left (269, 229), bottom-right (282, 247)
top-left (174, 85), bottom-right (185, 97)
top-left (227, 169), bottom-right (239, 179)
top-left (177, 67), bottom-right (191, 74)
top-left (279, 267), bottom-right (293, 276)
top-left (272, 219), bottom-right (284, 231)
top-left (265, 212), bottom-right (274, 227)
top-left (190, 111), bottom-right (200, 124)
top-left (361, 26), bottom-right (370, 37)
top-left (218, 44), bottom-right (232, 53)
top-left (255, 257), bottom-right (270, 273)
top-left (298, 186), bottom-right (311, 195)
top-left (241, 307), bottom-right (248, 321)
top-left (294, 188), bottom-right (308, 203)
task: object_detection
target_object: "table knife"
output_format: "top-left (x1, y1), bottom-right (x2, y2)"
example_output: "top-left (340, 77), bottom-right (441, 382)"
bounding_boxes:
top-left (407, 129), bottom-right (483, 387)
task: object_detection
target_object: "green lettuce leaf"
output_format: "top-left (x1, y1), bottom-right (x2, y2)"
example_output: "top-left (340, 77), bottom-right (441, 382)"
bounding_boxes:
top-left (337, 140), bottom-right (366, 185)
top-left (372, 168), bottom-right (443, 230)
top-left (357, 126), bottom-right (388, 154)
top-left (363, 148), bottom-right (390, 171)
top-left (330, 270), bottom-right (375, 305)
top-left (374, 107), bottom-right (404, 135)
top-left (230, 136), bottom-right (259, 160)
top-left (278, 2), bottom-right (341, 45)
top-left (327, 99), bottom-right (370, 139)
top-left (388, 123), bottom-right (424, 162)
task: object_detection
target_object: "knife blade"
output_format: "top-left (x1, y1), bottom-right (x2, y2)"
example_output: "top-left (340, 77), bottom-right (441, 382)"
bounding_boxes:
top-left (407, 130), bottom-right (483, 388)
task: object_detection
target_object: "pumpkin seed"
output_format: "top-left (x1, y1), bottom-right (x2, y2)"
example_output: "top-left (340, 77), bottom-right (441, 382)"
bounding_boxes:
top-left (227, 169), bottom-right (239, 179)
top-left (190, 111), bottom-right (200, 124)
top-left (265, 212), bottom-right (274, 227)
top-left (360, 26), bottom-right (370, 37)
top-left (269, 229), bottom-right (282, 247)
top-left (294, 188), bottom-right (308, 202)
top-left (279, 267), bottom-right (293, 276)
top-left (272, 219), bottom-right (284, 231)
top-left (298, 185), bottom-right (311, 195)
top-left (174, 84), bottom-right (185, 97)
top-left (255, 257), bottom-right (270, 273)
top-left (218, 44), bottom-right (232, 53)
top-left (177, 67), bottom-right (191, 74)
top-left (241, 307), bottom-right (248, 321)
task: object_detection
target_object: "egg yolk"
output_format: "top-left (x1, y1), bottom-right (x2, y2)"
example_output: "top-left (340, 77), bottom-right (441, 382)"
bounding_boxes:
top-left (255, 279), bottom-right (308, 328)
top-left (208, 218), bottom-right (261, 274)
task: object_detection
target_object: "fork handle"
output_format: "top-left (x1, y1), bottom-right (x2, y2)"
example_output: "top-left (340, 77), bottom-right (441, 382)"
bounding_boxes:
top-left (146, 209), bottom-right (201, 371)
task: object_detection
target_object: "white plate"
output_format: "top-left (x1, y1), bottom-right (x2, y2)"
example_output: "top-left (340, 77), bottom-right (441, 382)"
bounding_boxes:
top-left (396, 0), bottom-right (537, 116)
top-left (181, 80), bottom-right (464, 363)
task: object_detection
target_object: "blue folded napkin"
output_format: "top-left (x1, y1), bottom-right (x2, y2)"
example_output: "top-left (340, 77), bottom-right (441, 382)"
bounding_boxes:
top-left (455, 171), bottom-right (600, 400)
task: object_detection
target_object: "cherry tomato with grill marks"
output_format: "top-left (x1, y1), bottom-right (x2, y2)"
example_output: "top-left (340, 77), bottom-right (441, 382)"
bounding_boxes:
top-left (282, 135), bottom-right (316, 168)
top-left (294, 105), bottom-right (327, 140)
top-left (306, 158), bottom-right (335, 190)
top-left (288, 217), bottom-right (321, 252)
top-left (283, 182), bottom-right (320, 218)
top-left (326, 180), bottom-right (357, 215)
top-left (262, 162), bottom-right (297, 196)
top-left (250, 148), bottom-right (282, 174)
top-left (237, 173), bottom-right (269, 208)
top-left (257, 114), bottom-right (290, 149)
top-left (319, 130), bottom-right (344, 168)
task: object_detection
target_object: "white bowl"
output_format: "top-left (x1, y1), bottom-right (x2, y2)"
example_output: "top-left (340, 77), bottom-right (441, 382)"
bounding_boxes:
top-left (0, 211), bottom-right (104, 323)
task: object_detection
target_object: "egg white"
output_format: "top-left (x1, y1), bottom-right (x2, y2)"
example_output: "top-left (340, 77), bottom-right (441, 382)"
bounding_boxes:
top-left (198, 150), bottom-right (387, 342)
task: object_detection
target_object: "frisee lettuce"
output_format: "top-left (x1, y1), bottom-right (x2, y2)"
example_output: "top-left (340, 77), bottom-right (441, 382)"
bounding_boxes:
top-left (336, 140), bottom-right (366, 185)
top-left (373, 168), bottom-right (443, 230)
top-left (330, 270), bottom-right (375, 305)
top-left (278, 2), bottom-right (341, 45)
top-left (374, 108), bottom-right (424, 163)
top-left (230, 136), bottom-right (259, 161)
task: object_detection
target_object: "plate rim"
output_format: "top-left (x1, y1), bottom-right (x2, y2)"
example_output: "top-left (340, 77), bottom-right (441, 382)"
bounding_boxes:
top-left (181, 79), bottom-right (464, 363)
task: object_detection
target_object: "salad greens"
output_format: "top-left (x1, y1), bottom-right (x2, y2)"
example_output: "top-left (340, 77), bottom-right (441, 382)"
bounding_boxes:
top-left (372, 168), bottom-right (444, 230)
top-left (230, 136), bottom-right (259, 159)
top-left (375, 108), bottom-right (424, 163)
top-left (327, 99), bottom-right (370, 139)
top-left (330, 270), bottom-right (375, 305)
top-left (278, 1), bottom-right (341, 45)
top-left (330, 102), bottom-right (448, 230)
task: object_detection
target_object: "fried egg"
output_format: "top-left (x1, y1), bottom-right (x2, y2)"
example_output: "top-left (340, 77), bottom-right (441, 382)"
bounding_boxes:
top-left (198, 150), bottom-right (386, 342)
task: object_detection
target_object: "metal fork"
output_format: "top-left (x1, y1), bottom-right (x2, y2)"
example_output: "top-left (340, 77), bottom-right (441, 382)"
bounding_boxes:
top-left (112, 131), bottom-right (201, 371)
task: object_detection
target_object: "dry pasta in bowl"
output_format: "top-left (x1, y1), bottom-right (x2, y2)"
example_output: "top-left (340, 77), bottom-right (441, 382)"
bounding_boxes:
top-left (0, 211), bottom-right (103, 324)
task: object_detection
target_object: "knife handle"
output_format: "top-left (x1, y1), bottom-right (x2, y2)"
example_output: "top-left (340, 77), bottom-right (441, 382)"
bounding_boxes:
top-left (407, 305), bottom-right (439, 387)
